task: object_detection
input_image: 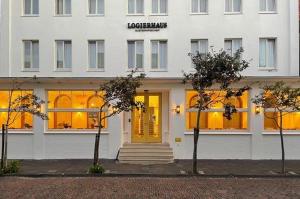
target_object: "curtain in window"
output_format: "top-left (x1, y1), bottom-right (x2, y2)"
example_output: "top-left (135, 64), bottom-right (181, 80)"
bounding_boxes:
top-left (225, 0), bottom-right (232, 12)
top-left (89, 41), bottom-right (96, 68)
top-left (128, 0), bottom-right (135, 14)
top-left (24, 0), bottom-right (31, 14)
top-left (128, 41), bottom-right (135, 68)
top-left (260, 0), bottom-right (266, 11)
top-left (89, 0), bottom-right (96, 14)
top-left (267, 39), bottom-right (275, 67)
top-left (267, 0), bottom-right (276, 11)
top-left (65, 0), bottom-right (71, 14)
top-left (191, 41), bottom-right (199, 54)
top-left (259, 39), bottom-right (266, 67)
top-left (64, 41), bottom-right (72, 68)
top-left (233, 0), bottom-right (241, 12)
top-left (151, 41), bottom-right (159, 69)
top-left (200, 0), bottom-right (207, 13)
top-left (32, 0), bottom-right (39, 14)
top-left (224, 40), bottom-right (232, 55)
top-left (136, 41), bottom-right (144, 69)
top-left (32, 41), bottom-right (39, 68)
top-left (24, 41), bottom-right (31, 68)
top-left (232, 39), bottom-right (242, 54)
top-left (56, 0), bottom-right (63, 14)
top-left (97, 0), bottom-right (104, 14)
top-left (56, 41), bottom-right (64, 68)
top-left (192, 0), bottom-right (199, 13)
top-left (160, 0), bottom-right (167, 13)
top-left (152, 0), bottom-right (159, 13)
top-left (159, 41), bottom-right (167, 69)
top-left (136, 0), bottom-right (144, 13)
top-left (97, 41), bottom-right (105, 69)
top-left (199, 40), bottom-right (208, 55)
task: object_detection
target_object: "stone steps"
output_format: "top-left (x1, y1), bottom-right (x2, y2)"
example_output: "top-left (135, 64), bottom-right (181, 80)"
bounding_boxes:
top-left (118, 143), bottom-right (174, 165)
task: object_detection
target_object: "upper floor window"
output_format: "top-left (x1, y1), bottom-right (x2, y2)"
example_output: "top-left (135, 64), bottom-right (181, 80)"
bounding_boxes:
top-left (191, 0), bottom-right (208, 14)
top-left (128, 0), bottom-right (144, 14)
top-left (88, 40), bottom-right (105, 70)
top-left (225, 0), bottom-right (242, 13)
top-left (24, 0), bottom-right (39, 15)
top-left (191, 39), bottom-right (208, 57)
top-left (259, 0), bottom-right (276, 12)
top-left (224, 39), bottom-right (242, 56)
top-left (259, 38), bottom-right (276, 69)
top-left (151, 40), bottom-right (167, 70)
top-left (152, 0), bottom-right (168, 14)
top-left (56, 0), bottom-right (72, 15)
top-left (56, 40), bottom-right (72, 70)
top-left (128, 40), bottom-right (144, 69)
top-left (89, 0), bottom-right (104, 15)
top-left (23, 40), bottom-right (39, 70)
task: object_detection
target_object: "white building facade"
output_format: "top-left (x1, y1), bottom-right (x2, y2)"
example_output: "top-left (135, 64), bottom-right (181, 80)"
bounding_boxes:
top-left (0, 0), bottom-right (300, 160)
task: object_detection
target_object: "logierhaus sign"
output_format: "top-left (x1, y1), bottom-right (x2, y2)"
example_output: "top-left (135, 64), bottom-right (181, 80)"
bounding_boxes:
top-left (128, 22), bottom-right (167, 32)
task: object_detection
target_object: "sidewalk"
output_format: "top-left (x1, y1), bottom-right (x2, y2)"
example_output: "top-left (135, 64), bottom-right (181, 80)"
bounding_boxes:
top-left (13, 159), bottom-right (300, 177)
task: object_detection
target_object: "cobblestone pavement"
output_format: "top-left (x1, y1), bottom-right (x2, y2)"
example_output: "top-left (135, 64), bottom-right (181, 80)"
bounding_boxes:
top-left (0, 177), bottom-right (300, 199)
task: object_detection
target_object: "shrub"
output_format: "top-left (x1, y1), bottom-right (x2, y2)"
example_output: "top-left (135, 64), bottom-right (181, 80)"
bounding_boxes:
top-left (89, 164), bottom-right (105, 174)
top-left (2, 160), bottom-right (21, 174)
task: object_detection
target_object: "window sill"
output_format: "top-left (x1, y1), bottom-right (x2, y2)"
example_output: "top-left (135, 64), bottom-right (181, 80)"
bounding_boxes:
top-left (21, 15), bottom-right (40, 17)
top-left (263, 131), bottom-right (300, 135)
top-left (87, 69), bottom-right (105, 72)
top-left (224, 12), bottom-right (242, 15)
top-left (149, 69), bottom-right (168, 72)
top-left (87, 14), bottom-right (105, 17)
top-left (7, 130), bottom-right (33, 134)
top-left (126, 14), bottom-right (145, 16)
top-left (184, 131), bottom-right (251, 135)
top-left (258, 67), bottom-right (277, 72)
top-left (22, 69), bottom-right (40, 72)
top-left (54, 68), bottom-right (72, 72)
top-left (54, 15), bottom-right (72, 17)
top-left (127, 68), bottom-right (144, 72)
top-left (258, 11), bottom-right (277, 14)
top-left (190, 12), bottom-right (208, 15)
top-left (149, 14), bottom-right (168, 16)
top-left (45, 130), bottom-right (109, 135)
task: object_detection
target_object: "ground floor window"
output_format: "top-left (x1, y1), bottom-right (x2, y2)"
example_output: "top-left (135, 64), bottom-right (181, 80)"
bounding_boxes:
top-left (264, 112), bottom-right (300, 131)
top-left (185, 90), bottom-right (248, 131)
top-left (0, 90), bottom-right (33, 129)
top-left (47, 91), bottom-right (107, 130)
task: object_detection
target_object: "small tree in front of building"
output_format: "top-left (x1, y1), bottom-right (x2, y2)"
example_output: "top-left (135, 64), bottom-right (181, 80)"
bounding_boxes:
top-left (252, 81), bottom-right (300, 174)
top-left (90, 71), bottom-right (145, 173)
top-left (1, 78), bottom-right (48, 174)
top-left (183, 49), bottom-right (249, 174)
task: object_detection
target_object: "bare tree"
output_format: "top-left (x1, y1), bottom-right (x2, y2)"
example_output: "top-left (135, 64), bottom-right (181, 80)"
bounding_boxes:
top-left (252, 81), bottom-right (300, 174)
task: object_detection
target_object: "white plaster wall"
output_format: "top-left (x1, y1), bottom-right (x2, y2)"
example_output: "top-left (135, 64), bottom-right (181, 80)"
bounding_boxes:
top-left (0, 0), bottom-right (298, 78)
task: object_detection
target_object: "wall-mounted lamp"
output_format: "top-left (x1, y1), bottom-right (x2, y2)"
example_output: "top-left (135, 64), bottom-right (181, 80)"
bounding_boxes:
top-left (175, 105), bottom-right (181, 114)
top-left (255, 105), bottom-right (261, 114)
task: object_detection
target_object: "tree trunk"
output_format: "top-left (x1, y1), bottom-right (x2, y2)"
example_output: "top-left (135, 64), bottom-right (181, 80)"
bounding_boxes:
top-left (1, 124), bottom-right (4, 170)
top-left (4, 125), bottom-right (8, 167)
top-left (279, 111), bottom-right (285, 174)
top-left (193, 109), bottom-right (201, 174)
top-left (93, 114), bottom-right (102, 166)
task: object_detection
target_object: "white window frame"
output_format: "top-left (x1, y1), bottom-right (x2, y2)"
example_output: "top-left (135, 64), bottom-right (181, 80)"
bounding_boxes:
top-left (259, 0), bottom-right (277, 13)
top-left (191, 39), bottom-right (208, 56)
top-left (88, 0), bottom-right (105, 16)
top-left (191, 0), bottom-right (208, 14)
top-left (23, 0), bottom-right (39, 16)
top-left (150, 40), bottom-right (168, 71)
top-left (88, 40), bottom-right (105, 71)
top-left (259, 38), bottom-right (277, 70)
top-left (55, 0), bottom-right (72, 16)
top-left (151, 0), bottom-right (168, 15)
top-left (23, 40), bottom-right (39, 71)
top-left (55, 40), bottom-right (72, 71)
top-left (127, 40), bottom-right (144, 70)
top-left (185, 90), bottom-right (249, 132)
top-left (224, 0), bottom-right (242, 14)
top-left (46, 90), bottom-right (108, 131)
top-left (224, 38), bottom-right (242, 56)
top-left (127, 0), bottom-right (144, 15)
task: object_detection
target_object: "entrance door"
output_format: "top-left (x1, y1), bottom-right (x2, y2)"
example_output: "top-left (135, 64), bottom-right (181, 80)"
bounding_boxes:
top-left (132, 93), bottom-right (162, 143)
